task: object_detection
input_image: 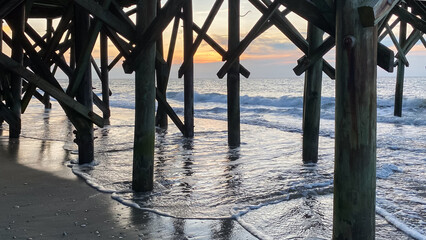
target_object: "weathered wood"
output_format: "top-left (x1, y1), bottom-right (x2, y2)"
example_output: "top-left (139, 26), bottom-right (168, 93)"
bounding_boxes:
top-left (67, 0), bottom-right (113, 98)
top-left (132, 0), bottom-right (157, 192)
top-left (42, 3), bottom-right (73, 63)
top-left (0, 20), bottom-right (3, 112)
top-left (379, 17), bottom-right (400, 41)
top-left (189, 21), bottom-right (251, 78)
top-left (358, 0), bottom-right (399, 27)
top-left (276, 0), bottom-right (334, 35)
top-left (93, 92), bottom-right (110, 118)
top-left (0, 0), bottom-right (24, 19)
top-left (73, 4), bottom-right (95, 164)
top-left (227, 0), bottom-right (240, 147)
top-left (154, 0), bottom-right (168, 129)
top-left (249, 0), bottom-right (335, 79)
top-left (122, 0), bottom-right (186, 73)
top-left (333, 0), bottom-right (377, 238)
top-left (275, 0), bottom-right (393, 73)
top-left (43, 18), bottom-right (53, 109)
top-left (108, 53), bottom-right (122, 71)
top-left (0, 53), bottom-right (104, 127)
top-left (183, 0), bottom-right (194, 138)
top-left (420, 35), bottom-right (426, 48)
top-left (155, 16), bottom-right (180, 128)
top-left (399, 29), bottom-right (422, 56)
top-left (217, 0), bottom-right (280, 79)
top-left (73, 0), bottom-right (135, 41)
top-left (294, 36), bottom-right (334, 76)
top-left (100, 30), bottom-right (111, 124)
top-left (395, 10), bottom-right (407, 117)
top-left (178, 0), bottom-right (224, 78)
top-left (0, 101), bottom-right (19, 127)
top-left (393, 5), bottom-right (426, 34)
top-left (156, 88), bottom-right (185, 134)
top-left (302, 23), bottom-right (323, 163)
top-left (385, 23), bottom-right (409, 66)
top-left (8, 3), bottom-right (25, 138)
top-left (24, 24), bottom-right (73, 77)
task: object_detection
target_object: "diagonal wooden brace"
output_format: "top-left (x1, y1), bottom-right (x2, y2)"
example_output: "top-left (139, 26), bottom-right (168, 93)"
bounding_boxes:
top-left (217, 0), bottom-right (281, 79)
top-left (0, 53), bottom-right (104, 128)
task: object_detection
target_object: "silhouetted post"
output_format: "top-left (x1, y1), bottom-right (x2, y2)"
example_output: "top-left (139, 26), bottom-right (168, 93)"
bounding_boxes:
top-left (74, 5), bottom-right (94, 164)
top-left (155, 0), bottom-right (168, 129)
top-left (394, 4), bottom-right (407, 117)
top-left (43, 18), bottom-right (53, 109)
top-left (0, 20), bottom-right (3, 127)
top-left (183, 0), bottom-right (194, 138)
top-left (9, 4), bottom-right (25, 138)
top-left (100, 30), bottom-right (110, 124)
top-left (302, 23), bottom-right (324, 163)
top-left (227, 0), bottom-right (240, 147)
top-left (333, 0), bottom-right (377, 239)
top-left (132, 0), bottom-right (156, 192)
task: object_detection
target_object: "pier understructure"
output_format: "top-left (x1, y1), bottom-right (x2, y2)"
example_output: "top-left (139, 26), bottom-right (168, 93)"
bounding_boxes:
top-left (0, 0), bottom-right (424, 238)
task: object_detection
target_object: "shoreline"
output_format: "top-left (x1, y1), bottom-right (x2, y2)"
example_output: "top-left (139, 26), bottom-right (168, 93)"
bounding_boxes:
top-left (0, 132), bottom-right (255, 239)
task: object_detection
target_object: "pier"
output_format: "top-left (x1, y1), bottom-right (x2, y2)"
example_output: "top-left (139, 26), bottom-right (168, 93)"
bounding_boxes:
top-left (0, 0), bottom-right (425, 238)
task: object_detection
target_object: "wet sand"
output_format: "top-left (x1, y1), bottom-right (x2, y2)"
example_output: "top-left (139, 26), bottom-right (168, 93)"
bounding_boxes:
top-left (0, 131), bottom-right (255, 240)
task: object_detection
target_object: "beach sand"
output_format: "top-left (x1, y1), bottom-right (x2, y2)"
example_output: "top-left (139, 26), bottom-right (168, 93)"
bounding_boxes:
top-left (0, 130), bottom-right (255, 239)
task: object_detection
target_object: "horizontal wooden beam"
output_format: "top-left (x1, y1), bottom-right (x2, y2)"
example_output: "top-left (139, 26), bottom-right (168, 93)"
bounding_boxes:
top-left (0, 53), bottom-right (104, 127)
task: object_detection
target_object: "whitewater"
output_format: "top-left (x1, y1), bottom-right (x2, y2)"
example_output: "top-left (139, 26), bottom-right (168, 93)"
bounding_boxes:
top-left (16, 76), bottom-right (426, 239)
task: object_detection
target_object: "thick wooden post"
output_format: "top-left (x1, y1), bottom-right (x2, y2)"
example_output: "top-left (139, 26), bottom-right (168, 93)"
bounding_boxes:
top-left (100, 30), bottom-right (110, 124)
top-left (394, 5), bottom-right (407, 117)
top-left (155, 1), bottom-right (168, 129)
top-left (302, 23), bottom-right (324, 163)
top-left (227, 0), bottom-right (240, 147)
top-left (9, 4), bottom-right (25, 138)
top-left (183, 0), bottom-right (194, 138)
top-left (132, 0), bottom-right (157, 192)
top-left (333, 0), bottom-right (377, 239)
top-left (73, 5), bottom-right (94, 164)
top-left (43, 18), bottom-right (53, 109)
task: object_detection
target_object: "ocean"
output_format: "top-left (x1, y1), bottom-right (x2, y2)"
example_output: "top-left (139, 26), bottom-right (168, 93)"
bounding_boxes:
top-left (6, 76), bottom-right (426, 239)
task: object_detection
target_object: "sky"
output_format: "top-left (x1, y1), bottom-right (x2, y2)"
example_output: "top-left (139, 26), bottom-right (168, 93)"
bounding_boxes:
top-left (2, 0), bottom-right (425, 79)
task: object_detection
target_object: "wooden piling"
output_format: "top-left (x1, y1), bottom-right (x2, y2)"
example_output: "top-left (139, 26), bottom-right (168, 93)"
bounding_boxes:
top-left (0, 19), bottom-right (3, 127)
top-left (73, 4), bottom-right (94, 164)
top-left (183, 0), bottom-right (194, 138)
top-left (132, 0), bottom-right (157, 192)
top-left (302, 23), bottom-right (324, 163)
top-left (333, 0), bottom-right (377, 238)
top-left (8, 4), bottom-right (25, 138)
top-left (227, 0), bottom-right (240, 147)
top-left (100, 30), bottom-right (111, 124)
top-left (155, 1), bottom-right (168, 129)
top-left (394, 5), bottom-right (407, 117)
top-left (43, 18), bottom-right (53, 109)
